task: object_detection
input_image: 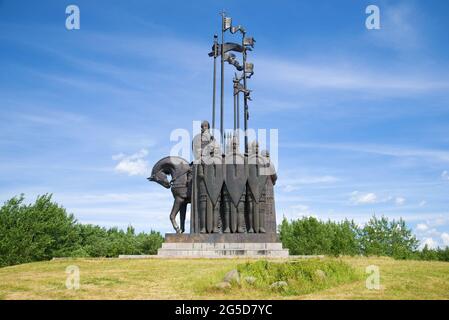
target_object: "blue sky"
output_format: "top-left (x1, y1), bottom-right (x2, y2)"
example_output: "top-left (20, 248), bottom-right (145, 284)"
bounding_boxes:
top-left (1, 0), bottom-right (449, 248)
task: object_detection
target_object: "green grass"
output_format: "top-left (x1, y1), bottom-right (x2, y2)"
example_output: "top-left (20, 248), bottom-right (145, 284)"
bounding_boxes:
top-left (233, 259), bottom-right (361, 296)
top-left (0, 257), bottom-right (448, 300)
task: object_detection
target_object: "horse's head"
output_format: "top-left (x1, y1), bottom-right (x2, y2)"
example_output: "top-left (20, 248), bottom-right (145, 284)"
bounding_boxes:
top-left (148, 156), bottom-right (191, 189)
top-left (148, 169), bottom-right (171, 189)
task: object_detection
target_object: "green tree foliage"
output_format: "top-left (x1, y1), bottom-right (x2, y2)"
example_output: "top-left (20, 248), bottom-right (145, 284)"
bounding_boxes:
top-left (0, 195), bottom-right (164, 267)
top-left (360, 216), bottom-right (419, 259)
top-left (0, 195), bottom-right (79, 267)
top-left (279, 217), bottom-right (361, 256)
top-left (415, 245), bottom-right (449, 261)
top-left (280, 215), bottom-right (446, 261)
top-left (1, 195), bottom-right (448, 267)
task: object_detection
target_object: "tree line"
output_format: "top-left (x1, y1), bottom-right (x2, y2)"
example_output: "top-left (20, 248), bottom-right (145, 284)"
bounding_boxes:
top-left (0, 195), bottom-right (163, 267)
top-left (279, 216), bottom-right (449, 261)
top-left (1, 194), bottom-right (448, 268)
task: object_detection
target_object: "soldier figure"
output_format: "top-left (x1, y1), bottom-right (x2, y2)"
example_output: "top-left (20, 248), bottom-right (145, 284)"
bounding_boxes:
top-left (205, 137), bottom-right (223, 233)
top-left (192, 120), bottom-right (213, 233)
top-left (223, 136), bottom-right (246, 233)
top-left (247, 142), bottom-right (268, 233)
top-left (261, 150), bottom-right (277, 234)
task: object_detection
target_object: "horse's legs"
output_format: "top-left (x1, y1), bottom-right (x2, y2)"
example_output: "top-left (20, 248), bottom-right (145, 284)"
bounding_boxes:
top-left (180, 202), bottom-right (187, 233)
top-left (170, 197), bottom-right (182, 233)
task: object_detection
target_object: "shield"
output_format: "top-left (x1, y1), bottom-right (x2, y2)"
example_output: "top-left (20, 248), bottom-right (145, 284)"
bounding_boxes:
top-left (247, 155), bottom-right (268, 203)
top-left (224, 153), bottom-right (247, 207)
top-left (203, 155), bottom-right (224, 205)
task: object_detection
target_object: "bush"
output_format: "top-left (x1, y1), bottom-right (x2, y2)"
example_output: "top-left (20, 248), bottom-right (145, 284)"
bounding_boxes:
top-left (0, 195), bottom-right (164, 267)
top-left (0, 194), bottom-right (79, 267)
top-left (236, 259), bottom-right (361, 295)
top-left (279, 215), bottom-right (437, 261)
top-left (279, 217), bottom-right (360, 256)
top-left (359, 216), bottom-right (419, 259)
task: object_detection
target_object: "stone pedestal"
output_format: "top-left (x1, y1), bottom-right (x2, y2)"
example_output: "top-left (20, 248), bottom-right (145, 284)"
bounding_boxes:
top-left (157, 233), bottom-right (289, 258)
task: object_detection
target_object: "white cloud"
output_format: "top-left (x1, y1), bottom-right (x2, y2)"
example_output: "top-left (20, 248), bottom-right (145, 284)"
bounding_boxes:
top-left (416, 223), bottom-right (428, 232)
top-left (53, 191), bottom-right (175, 233)
top-left (286, 142), bottom-right (449, 163)
top-left (113, 149), bottom-right (150, 176)
top-left (350, 193), bottom-right (407, 206)
top-left (419, 200), bottom-right (427, 207)
top-left (257, 57), bottom-right (449, 95)
top-left (350, 191), bottom-right (378, 205)
top-left (367, 3), bottom-right (421, 52)
top-left (415, 216), bottom-right (449, 248)
top-left (421, 237), bottom-right (438, 249)
top-left (442, 170), bottom-right (449, 181)
top-left (279, 175), bottom-right (338, 192)
top-left (290, 204), bottom-right (310, 212)
top-left (395, 197), bottom-right (406, 206)
top-left (441, 233), bottom-right (449, 246)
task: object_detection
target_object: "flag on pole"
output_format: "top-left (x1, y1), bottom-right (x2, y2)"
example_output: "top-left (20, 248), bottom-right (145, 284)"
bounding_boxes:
top-left (208, 42), bottom-right (244, 57)
top-left (243, 37), bottom-right (256, 48)
top-left (231, 25), bottom-right (246, 34)
top-left (244, 62), bottom-right (254, 74)
top-left (223, 17), bottom-right (232, 31)
top-left (224, 53), bottom-right (243, 71)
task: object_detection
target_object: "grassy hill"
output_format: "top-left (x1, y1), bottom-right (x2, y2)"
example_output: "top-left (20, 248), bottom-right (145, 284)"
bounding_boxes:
top-left (0, 256), bottom-right (448, 300)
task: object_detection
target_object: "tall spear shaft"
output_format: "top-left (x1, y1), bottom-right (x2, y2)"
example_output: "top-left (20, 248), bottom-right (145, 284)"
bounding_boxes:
top-left (237, 90), bottom-right (240, 131)
top-left (233, 75), bottom-right (237, 131)
top-left (220, 12), bottom-right (225, 147)
top-left (242, 32), bottom-right (249, 155)
top-left (212, 34), bottom-right (218, 133)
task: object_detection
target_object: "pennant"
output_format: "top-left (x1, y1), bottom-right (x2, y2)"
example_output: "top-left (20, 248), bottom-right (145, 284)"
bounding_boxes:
top-left (208, 42), bottom-right (244, 57)
top-left (244, 62), bottom-right (254, 74)
top-left (243, 37), bottom-right (256, 48)
top-left (231, 25), bottom-right (246, 34)
top-left (224, 53), bottom-right (243, 71)
top-left (223, 17), bottom-right (232, 31)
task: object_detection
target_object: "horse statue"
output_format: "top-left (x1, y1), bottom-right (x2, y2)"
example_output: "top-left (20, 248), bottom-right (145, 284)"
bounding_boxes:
top-left (148, 156), bottom-right (192, 233)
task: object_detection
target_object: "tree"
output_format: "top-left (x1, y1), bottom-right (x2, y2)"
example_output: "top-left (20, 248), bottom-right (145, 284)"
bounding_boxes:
top-left (0, 194), bottom-right (79, 267)
top-left (0, 194), bottom-right (165, 267)
top-left (360, 216), bottom-right (418, 258)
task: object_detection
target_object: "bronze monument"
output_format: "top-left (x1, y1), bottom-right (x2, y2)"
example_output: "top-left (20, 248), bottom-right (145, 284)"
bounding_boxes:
top-left (148, 13), bottom-right (287, 257)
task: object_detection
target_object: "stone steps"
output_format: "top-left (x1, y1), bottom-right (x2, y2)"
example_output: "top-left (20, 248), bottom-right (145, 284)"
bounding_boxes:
top-left (157, 242), bottom-right (289, 258)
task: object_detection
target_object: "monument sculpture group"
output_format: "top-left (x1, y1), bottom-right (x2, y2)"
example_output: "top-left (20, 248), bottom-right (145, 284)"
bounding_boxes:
top-left (149, 13), bottom-right (288, 257)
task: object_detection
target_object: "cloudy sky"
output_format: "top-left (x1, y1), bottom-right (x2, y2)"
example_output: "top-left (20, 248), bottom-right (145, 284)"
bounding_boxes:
top-left (1, 0), bottom-right (448, 248)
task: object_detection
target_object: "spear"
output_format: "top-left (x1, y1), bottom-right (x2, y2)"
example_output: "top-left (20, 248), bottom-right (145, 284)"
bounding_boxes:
top-left (220, 12), bottom-right (227, 148)
top-left (242, 31), bottom-right (249, 156)
top-left (211, 34), bottom-right (218, 133)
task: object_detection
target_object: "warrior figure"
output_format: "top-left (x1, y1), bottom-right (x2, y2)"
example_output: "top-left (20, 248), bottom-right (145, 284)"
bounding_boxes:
top-left (261, 150), bottom-right (277, 233)
top-left (247, 142), bottom-right (268, 233)
top-left (192, 120), bottom-right (213, 233)
top-left (223, 135), bottom-right (247, 233)
top-left (204, 137), bottom-right (223, 233)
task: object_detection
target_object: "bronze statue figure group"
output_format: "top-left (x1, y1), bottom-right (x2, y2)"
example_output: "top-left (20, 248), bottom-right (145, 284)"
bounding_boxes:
top-left (149, 120), bottom-right (277, 234)
top-left (149, 13), bottom-right (278, 235)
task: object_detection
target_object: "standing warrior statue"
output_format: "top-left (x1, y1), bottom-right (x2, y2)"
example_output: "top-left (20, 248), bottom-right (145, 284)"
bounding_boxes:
top-left (247, 141), bottom-right (268, 233)
top-left (202, 136), bottom-right (223, 233)
top-left (223, 135), bottom-right (247, 233)
top-left (192, 120), bottom-right (213, 233)
top-left (261, 150), bottom-right (278, 233)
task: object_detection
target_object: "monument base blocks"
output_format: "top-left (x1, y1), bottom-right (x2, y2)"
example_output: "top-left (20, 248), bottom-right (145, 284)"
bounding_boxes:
top-left (157, 234), bottom-right (289, 258)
